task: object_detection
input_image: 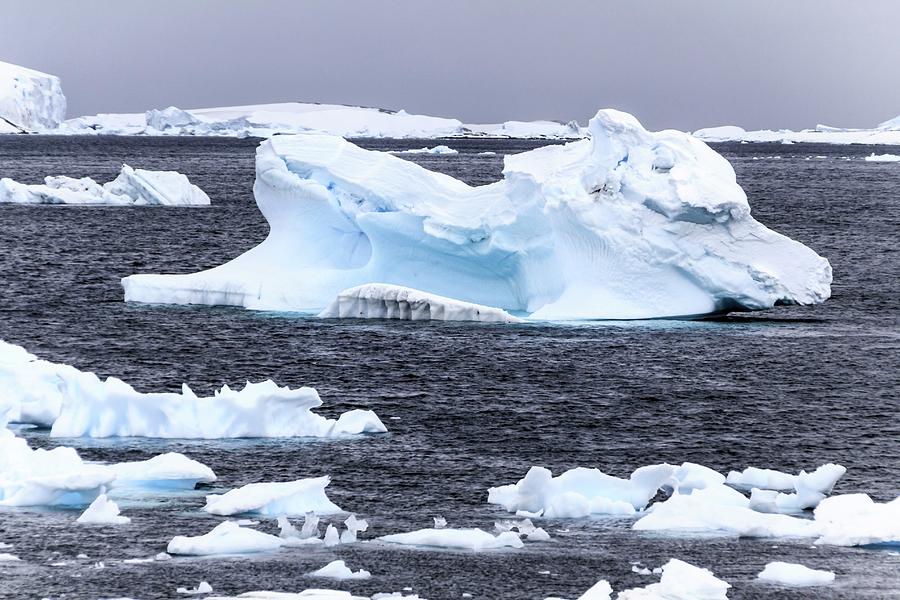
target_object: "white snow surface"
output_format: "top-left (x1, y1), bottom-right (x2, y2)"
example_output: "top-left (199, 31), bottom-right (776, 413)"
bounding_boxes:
top-left (0, 164), bottom-right (210, 205)
top-left (55, 102), bottom-right (583, 139)
top-left (167, 521), bottom-right (284, 556)
top-left (0, 61), bottom-right (66, 132)
top-left (1, 337), bottom-right (385, 439)
top-left (204, 477), bottom-right (342, 517)
top-left (757, 562), bottom-right (835, 586)
top-left (122, 109), bottom-right (831, 320)
top-left (309, 560), bottom-right (371, 580)
top-left (319, 284), bottom-right (522, 323)
top-left (379, 528), bottom-right (524, 551)
top-left (617, 559), bottom-right (731, 599)
top-left (76, 494), bottom-right (130, 525)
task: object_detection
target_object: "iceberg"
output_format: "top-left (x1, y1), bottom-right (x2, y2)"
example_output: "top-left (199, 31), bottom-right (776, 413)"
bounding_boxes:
top-left (319, 284), bottom-right (522, 323)
top-left (203, 477), bottom-right (342, 517)
top-left (167, 521), bottom-right (284, 556)
top-left (0, 61), bottom-right (66, 133)
top-left (756, 562), bottom-right (835, 586)
top-left (693, 113), bottom-right (900, 145)
top-left (76, 494), bottom-right (130, 525)
top-left (379, 527), bottom-right (524, 551)
top-left (389, 145), bottom-right (458, 155)
top-left (864, 153), bottom-right (900, 162)
top-left (0, 338), bottom-right (386, 439)
top-left (0, 164), bottom-right (211, 206)
top-left (617, 559), bottom-right (731, 600)
top-left (123, 109), bottom-right (831, 320)
top-left (177, 582), bottom-right (214, 595)
top-left (575, 579), bottom-right (613, 600)
top-left (56, 102), bottom-right (584, 140)
top-left (813, 493), bottom-right (900, 547)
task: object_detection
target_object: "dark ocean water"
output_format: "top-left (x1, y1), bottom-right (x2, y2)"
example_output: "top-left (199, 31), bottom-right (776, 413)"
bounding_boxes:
top-left (0, 136), bottom-right (898, 600)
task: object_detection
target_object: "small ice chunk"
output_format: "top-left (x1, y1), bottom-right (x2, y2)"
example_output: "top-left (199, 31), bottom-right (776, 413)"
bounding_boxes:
top-left (123, 557), bottom-right (155, 564)
top-left (527, 527), bottom-right (550, 541)
top-left (631, 565), bottom-right (652, 575)
top-left (434, 516), bottom-right (447, 528)
top-left (617, 559), bottom-right (730, 599)
top-left (300, 511), bottom-right (321, 539)
top-left (340, 514), bottom-right (369, 543)
top-left (76, 494), bottom-right (130, 525)
top-left (0, 553), bottom-right (20, 561)
top-left (309, 559), bottom-right (372, 580)
top-left (110, 452), bottom-right (217, 490)
top-left (323, 524), bottom-right (340, 547)
top-left (576, 579), bottom-right (613, 600)
top-left (757, 562), bottom-right (835, 586)
top-left (277, 515), bottom-right (300, 539)
top-left (177, 581), bottom-right (214, 595)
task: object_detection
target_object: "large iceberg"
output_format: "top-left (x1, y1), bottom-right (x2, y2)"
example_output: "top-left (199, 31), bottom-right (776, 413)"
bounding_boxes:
top-left (694, 113), bottom-right (900, 145)
top-left (56, 102), bottom-right (584, 139)
top-left (123, 109), bottom-right (831, 320)
top-left (0, 164), bottom-right (210, 206)
top-left (1, 339), bottom-right (386, 438)
top-left (0, 61), bottom-right (66, 133)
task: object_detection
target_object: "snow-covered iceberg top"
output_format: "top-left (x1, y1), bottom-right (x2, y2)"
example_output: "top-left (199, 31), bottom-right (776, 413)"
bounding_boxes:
top-left (693, 113), bottom-right (900, 145)
top-left (0, 164), bottom-right (210, 206)
top-left (1, 338), bottom-right (387, 439)
top-left (0, 61), bottom-right (66, 133)
top-left (123, 109), bottom-right (831, 320)
top-left (319, 284), bottom-right (522, 323)
top-left (54, 102), bottom-right (584, 140)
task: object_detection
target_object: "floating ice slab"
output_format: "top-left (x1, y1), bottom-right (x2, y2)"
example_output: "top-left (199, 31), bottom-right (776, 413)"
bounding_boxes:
top-left (488, 464), bottom-right (679, 517)
top-left (123, 109), bottom-right (830, 320)
top-left (576, 579), bottom-right (613, 600)
top-left (206, 591), bottom-right (372, 600)
top-left (617, 559), bottom-right (731, 599)
top-left (0, 61), bottom-right (66, 132)
top-left (319, 284), bottom-right (522, 323)
top-left (864, 153), bottom-right (900, 162)
top-left (76, 494), bottom-right (130, 525)
top-left (813, 493), bottom-right (900, 547)
top-left (757, 562), bottom-right (835, 586)
top-left (0, 164), bottom-right (210, 205)
top-left (309, 560), bottom-right (371, 580)
top-left (167, 521), bottom-right (284, 556)
top-left (110, 452), bottom-right (217, 489)
top-left (204, 477), bottom-right (342, 517)
top-left (733, 463), bottom-right (845, 513)
top-left (389, 145), bottom-right (458, 155)
top-left (177, 581), bottom-right (214, 595)
top-left (379, 528), bottom-right (523, 551)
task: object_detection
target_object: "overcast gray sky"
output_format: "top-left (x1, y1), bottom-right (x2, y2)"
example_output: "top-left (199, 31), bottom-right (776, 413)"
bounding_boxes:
top-left (3, 0), bottom-right (899, 131)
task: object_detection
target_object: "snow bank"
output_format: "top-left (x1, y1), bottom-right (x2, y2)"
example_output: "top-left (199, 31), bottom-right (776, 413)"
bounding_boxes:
top-left (110, 453), bottom-right (217, 489)
top-left (167, 521), bottom-right (283, 556)
top-left (864, 153), bottom-right (900, 162)
top-left (0, 164), bottom-right (210, 205)
top-left (76, 494), bottom-right (130, 525)
top-left (389, 145), bottom-right (458, 155)
top-left (0, 61), bottom-right (66, 132)
top-left (757, 562), bottom-right (834, 586)
top-left (319, 284), bottom-right (522, 323)
top-left (617, 559), bottom-right (731, 599)
top-left (123, 109), bottom-right (830, 320)
top-left (55, 102), bottom-right (583, 140)
top-left (309, 560), bottom-right (371, 580)
top-left (0, 339), bottom-right (385, 438)
top-left (379, 528), bottom-right (524, 551)
top-left (204, 477), bottom-right (342, 516)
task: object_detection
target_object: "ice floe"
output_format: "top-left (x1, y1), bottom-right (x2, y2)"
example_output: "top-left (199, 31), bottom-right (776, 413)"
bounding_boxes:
top-left (123, 108), bottom-right (830, 320)
top-left (109, 453), bottom-right (217, 490)
top-left (167, 521), bottom-right (284, 556)
top-left (177, 581), bottom-right (214, 595)
top-left (319, 284), bottom-right (522, 323)
top-left (204, 477), bottom-right (342, 517)
top-left (379, 528), bottom-right (524, 551)
top-left (76, 494), bottom-right (130, 525)
top-left (756, 561), bottom-right (834, 586)
top-left (813, 493), bottom-right (900, 547)
top-left (0, 553), bottom-right (21, 562)
top-left (0, 164), bottom-right (210, 205)
top-left (864, 153), bottom-right (900, 162)
top-left (1, 339), bottom-right (386, 439)
top-left (0, 61), bottom-right (66, 133)
top-left (309, 559), bottom-right (371, 580)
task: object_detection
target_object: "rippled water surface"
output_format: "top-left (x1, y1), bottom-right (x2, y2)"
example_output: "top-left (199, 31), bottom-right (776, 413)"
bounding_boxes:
top-left (0, 136), bottom-right (898, 599)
